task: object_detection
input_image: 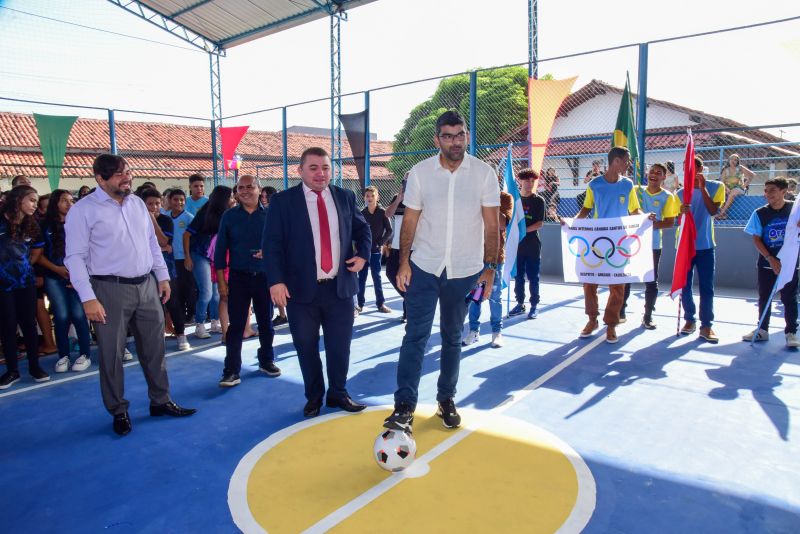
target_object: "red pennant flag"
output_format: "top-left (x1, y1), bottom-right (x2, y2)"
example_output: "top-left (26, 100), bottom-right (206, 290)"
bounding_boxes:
top-left (670, 129), bottom-right (697, 299)
top-left (220, 126), bottom-right (249, 175)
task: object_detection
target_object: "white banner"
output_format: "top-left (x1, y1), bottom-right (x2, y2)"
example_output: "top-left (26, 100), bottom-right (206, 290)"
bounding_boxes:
top-left (561, 215), bottom-right (654, 284)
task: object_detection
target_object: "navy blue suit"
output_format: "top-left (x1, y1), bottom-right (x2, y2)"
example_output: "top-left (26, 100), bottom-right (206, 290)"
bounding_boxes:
top-left (263, 184), bottom-right (371, 402)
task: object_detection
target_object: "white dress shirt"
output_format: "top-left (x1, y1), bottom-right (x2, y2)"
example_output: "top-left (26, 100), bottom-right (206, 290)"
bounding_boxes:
top-left (65, 187), bottom-right (169, 302)
top-left (302, 183), bottom-right (341, 279)
top-left (403, 153), bottom-right (500, 278)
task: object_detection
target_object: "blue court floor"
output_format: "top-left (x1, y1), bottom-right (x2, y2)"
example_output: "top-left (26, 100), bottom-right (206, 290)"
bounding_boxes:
top-left (1, 278), bottom-right (798, 533)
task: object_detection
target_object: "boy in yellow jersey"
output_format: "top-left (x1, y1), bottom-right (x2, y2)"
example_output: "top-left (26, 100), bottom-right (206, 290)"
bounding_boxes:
top-left (621, 163), bottom-right (680, 329)
top-left (574, 147), bottom-right (642, 343)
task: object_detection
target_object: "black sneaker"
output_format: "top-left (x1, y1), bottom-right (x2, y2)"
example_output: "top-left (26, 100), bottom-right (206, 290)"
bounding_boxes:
top-left (641, 316), bottom-right (657, 330)
top-left (400, 313), bottom-right (406, 324)
top-left (218, 373), bottom-right (241, 387)
top-left (508, 303), bottom-right (526, 317)
top-left (618, 313), bottom-right (627, 324)
top-left (30, 367), bottom-right (50, 383)
top-left (0, 370), bottom-right (21, 390)
top-left (383, 402), bottom-right (414, 433)
top-left (259, 362), bottom-right (281, 377)
top-left (436, 398), bottom-right (461, 428)
top-left (272, 315), bottom-right (288, 327)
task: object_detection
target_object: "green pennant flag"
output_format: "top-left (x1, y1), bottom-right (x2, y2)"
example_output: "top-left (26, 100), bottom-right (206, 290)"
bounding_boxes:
top-left (612, 74), bottom-right (638, 165)
top-left (34, 113), bottom-right (78, 192)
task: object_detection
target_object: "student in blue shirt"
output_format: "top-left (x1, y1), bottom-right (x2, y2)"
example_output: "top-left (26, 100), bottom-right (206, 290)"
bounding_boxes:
top-left (185, 174), bottom-right (209, 215)
top-left (742, 177), bottom-right (799, 347)
top-left (574, 147), bottom-right (642, 344)
top-left (168, 189), bottom-right (196, 324)
top-left (677, 157), bottom-right (726, 343)
top-left (621, 163), bottom-right (681, 329)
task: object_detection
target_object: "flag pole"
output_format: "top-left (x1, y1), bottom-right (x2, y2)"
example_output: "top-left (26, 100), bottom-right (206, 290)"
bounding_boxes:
top-left (751, 278), bottom-right (781, 347)
top-left (676, 295), bottom-right (682, 337)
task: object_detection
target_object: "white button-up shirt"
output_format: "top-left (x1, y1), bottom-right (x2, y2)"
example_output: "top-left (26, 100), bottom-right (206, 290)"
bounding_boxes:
top-left (404, 153), bottom-right (500, 278)
top-left (302, 183), bottom-right (341, 279)
top-left (65, 187), bottom-right (169, 302)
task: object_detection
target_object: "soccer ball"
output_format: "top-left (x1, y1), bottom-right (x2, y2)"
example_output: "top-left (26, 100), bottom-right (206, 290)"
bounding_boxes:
top-left (373, 429), bottom-right (416, 472)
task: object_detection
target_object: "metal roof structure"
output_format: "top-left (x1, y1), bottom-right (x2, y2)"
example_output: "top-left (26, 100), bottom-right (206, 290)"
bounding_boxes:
top-left (108, 0), bottom-right (377, 53)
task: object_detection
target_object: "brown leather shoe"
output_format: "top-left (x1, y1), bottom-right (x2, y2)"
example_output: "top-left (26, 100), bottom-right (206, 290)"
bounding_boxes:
top-left (699, 327), bottom-right (719, 344)
top-left (680, 321), bottom-right (696, 335)
top-left (579, 319), bottom-right (599, 338)
top-left (606, 325), bottom-right (618, 344)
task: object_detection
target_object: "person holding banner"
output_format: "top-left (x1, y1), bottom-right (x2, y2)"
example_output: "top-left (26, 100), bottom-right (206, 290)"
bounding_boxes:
top-left (742, 177), bottom-right (799, 347)
top-left (677, 157), bottom-right (725, 343)
top-left (621, 163), bottom-right (680, 329)
top-left (575, 147), bottom-right (642, 344)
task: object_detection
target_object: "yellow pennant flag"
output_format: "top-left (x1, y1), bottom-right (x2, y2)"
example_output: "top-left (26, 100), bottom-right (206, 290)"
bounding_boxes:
top-left (527, 76), bottom-right (577, 174)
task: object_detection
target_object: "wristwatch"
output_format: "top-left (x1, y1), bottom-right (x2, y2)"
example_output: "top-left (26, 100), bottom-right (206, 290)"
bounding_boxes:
top-left (485, 262), bottom-right (499, 271)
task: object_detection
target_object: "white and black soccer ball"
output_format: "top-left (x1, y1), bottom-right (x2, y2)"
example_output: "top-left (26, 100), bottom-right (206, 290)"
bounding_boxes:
top-left (373, 429), bottom-right (416, 472)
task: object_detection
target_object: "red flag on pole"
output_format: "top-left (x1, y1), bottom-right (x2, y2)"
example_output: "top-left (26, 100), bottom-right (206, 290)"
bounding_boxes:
top-left (670, 129), bottom-right (697, 299)
top-left (220, 126), bottom-right (249, 176)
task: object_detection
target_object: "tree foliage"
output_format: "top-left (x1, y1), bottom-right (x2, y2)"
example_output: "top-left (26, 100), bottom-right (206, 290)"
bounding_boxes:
top-left (387, 66), bottom-right (532, 179)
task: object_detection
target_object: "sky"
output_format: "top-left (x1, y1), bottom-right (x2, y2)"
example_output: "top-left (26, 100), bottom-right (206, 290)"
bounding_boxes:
top-left (0, 0), bottom-right (798, 141)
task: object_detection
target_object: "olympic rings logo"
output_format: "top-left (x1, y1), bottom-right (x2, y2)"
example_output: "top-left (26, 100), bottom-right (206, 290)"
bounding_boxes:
top-left (568, 234), bottom-right (642, 269)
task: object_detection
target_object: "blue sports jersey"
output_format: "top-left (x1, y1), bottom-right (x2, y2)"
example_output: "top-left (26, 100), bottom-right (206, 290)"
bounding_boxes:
top-left (676, 180), bottom-right (725, 250)
top-left (583, 175), bottom-right (640, 219)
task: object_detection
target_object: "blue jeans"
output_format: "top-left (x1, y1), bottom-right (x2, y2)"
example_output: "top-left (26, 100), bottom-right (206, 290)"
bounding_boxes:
top-left (191, 252), bottom-right (219, 323)
top-left (395, 262), bottom-right (481, 409)
top-left (44, 276), bottom-right (91, 358)
top-left (357, 252), bottom-right (386, 307)
top-left (681, 248), bottom-right (715, 328)
top-left (514, 254), bottom-right (541, 307)
top-left (468, 263), bottom-right (503, 333)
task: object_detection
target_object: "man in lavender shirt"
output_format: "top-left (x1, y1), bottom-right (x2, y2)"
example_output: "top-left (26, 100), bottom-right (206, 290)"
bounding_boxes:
top-left (65, 154), bottom-right (196, 436)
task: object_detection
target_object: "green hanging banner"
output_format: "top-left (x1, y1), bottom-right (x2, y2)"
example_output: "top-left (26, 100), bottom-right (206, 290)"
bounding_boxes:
top-left (33, 113), bottom-right (78, 191)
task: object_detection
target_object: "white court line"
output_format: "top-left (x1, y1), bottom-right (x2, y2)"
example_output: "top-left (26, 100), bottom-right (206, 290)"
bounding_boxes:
top-left (0, 340), bottom-right (219, 399)
top-left (301, 331), bottom-right (609, 534)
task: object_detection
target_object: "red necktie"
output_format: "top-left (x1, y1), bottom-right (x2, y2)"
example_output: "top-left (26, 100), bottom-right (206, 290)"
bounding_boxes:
top-left (313, 190), bottom-right (333, 273)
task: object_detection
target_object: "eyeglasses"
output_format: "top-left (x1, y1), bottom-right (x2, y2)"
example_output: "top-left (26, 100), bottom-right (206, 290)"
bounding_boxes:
top-left (113, 169), bottom-right (132, 177)
top-left (438, 131), bottom-right (467, 142)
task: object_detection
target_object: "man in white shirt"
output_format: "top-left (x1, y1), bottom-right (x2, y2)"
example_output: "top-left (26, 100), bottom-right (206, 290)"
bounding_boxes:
top-left (384, 110), bottom-right (500, 432)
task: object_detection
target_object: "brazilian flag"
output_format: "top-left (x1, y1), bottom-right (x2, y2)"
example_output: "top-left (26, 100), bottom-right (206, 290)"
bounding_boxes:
top-left (612, 74), bottom-right (639, 172)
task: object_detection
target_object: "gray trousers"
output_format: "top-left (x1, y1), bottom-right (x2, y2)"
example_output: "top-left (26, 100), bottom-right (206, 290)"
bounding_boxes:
top-left (91, 275), bottom-right (171, 415)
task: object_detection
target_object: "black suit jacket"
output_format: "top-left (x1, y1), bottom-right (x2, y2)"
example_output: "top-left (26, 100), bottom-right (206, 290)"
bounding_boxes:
top-left (263, 184), bottom-right (371, 303)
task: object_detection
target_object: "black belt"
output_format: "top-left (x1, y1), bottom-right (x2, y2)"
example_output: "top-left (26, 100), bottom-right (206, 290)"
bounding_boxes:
top-left (231, 270), bottom-right (265, 277)
top-left (317, 276), bottom-right (336, 284)
top-left (91, 274), bottom-right (148, 285)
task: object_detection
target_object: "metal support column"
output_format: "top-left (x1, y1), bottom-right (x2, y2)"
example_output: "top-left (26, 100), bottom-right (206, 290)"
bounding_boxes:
top-left (528, 0), bottom-right (538, 79)
top-left (209, 51), bottom-right (223, 186)
top-left (282, 107), bottom-right (289, 190)
top-left (635, 43), bottom-right (649, 184)
top-left (468, 71), bottom-right (477, 156)
top-left (364, 91), bottom-right (371, 187)
top-left (330, 8), bottom-right (345, 187)
top-left (108, 109), bottom-right (117, 155)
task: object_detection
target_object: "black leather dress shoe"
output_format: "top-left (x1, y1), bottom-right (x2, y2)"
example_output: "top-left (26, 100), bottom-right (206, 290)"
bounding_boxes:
top-left (325, 395), bottom-right (366, 413)
top-left (113, 412), bottom-right (132, 436)
top-left (149, 401), bottom-right (197, 417)
top-left (303, 399), bottom-right (322, 418)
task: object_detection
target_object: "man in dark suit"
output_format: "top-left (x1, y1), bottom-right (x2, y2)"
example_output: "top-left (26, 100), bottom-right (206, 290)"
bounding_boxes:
top-left (264, 146), bottom-right (371, 417)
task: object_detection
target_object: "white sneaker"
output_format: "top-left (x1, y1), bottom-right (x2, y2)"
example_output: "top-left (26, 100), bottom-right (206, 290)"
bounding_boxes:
top-left (491, 332), bottom-right (504, 348)
top-left (742, 329), bottom-right (769, 342)
top-left (462, 330), bottom-right (480, 346)
top-left (195, 323), bottom-right (211, 339)
top-left (122, 348), bottom-right (134, 362)
top-left (177, 335), bottom-right (191, 351)
top-left (54, 356), bottom-right (70, 373)
top-left (209, 320), bottom-right (222, 334)
top-left (72, 355), bottom-right (91, 372)
top-left (787, 332), bottom-right (800, 348)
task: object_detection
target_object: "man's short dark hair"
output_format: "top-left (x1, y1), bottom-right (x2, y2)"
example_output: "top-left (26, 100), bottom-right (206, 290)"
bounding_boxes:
top-left (650, 163), bottom-right (668, 175)
top-left (93, 154), bottom-right (128, 181)
top-left (694, 156), bottom-right (704, 170)
top-left (188, 173), bottom-right (205, 184)
top-left (300, 147), bottom-right (330, 168)
top-left (11, 175), bottom-right (27, 186)
top-left (169, 188), bottom-right (186, 199)
top-left (435, 110), bottom-right (467, 136)
top-left (765, 177), bottom-right (789, 190)
top-left (608, 147), bottom-right (630, 165)
top-left (140, 188), bottom-right (162, 201)
top-left (517, 168), bottom-right (539, 181)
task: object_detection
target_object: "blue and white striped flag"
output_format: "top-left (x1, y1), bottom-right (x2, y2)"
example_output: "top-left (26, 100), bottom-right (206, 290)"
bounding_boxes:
top-left (501, 144), bottom-right (526, 287)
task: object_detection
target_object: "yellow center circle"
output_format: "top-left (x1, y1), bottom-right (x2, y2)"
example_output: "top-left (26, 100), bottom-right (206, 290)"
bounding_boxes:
top-left (229, 406), bottom-right (595, 533)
